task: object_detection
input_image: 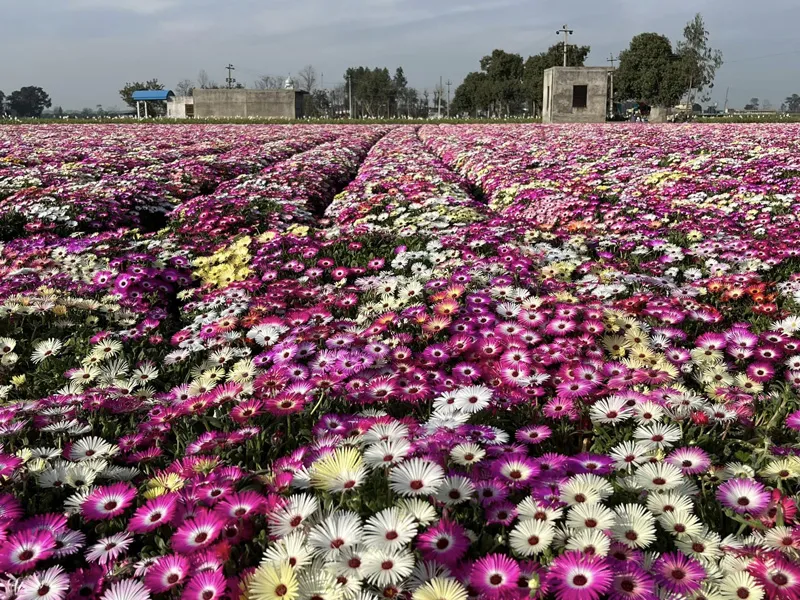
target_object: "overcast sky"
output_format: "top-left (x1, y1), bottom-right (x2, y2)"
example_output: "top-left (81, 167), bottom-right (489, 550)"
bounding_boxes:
top-left (1, 0), bottom-right (798, 110)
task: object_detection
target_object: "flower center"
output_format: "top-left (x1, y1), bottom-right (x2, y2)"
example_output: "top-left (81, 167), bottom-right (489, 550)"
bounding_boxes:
top-left (772, 574), bottom-right (788, 586)
top-left (490, 575), bottom-right (503, 586)
top-left (573, 575), bottom-right (588, 587)
top-left (671, 569), bottom-right (686, 581)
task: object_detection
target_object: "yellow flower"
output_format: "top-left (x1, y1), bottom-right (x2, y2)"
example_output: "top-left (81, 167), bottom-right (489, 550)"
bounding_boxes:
top-left (147, 472), bottom-right (184, 494)
top-left (309, 447), bottom-right (366, 493)
top-left (413, 578), bottom-right (469, 600)
top-left (248, 561), bottom-right (299, 600)
top-left (11, 374), bottom-right (26, 387)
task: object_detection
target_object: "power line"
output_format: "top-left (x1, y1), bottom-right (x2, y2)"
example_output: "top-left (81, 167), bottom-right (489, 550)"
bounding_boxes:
top-left (724, 49), bottom-right (800, 64)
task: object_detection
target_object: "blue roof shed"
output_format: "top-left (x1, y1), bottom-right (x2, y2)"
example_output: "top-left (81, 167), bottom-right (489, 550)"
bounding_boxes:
top-left (132, 90), bottom-right (175, 101)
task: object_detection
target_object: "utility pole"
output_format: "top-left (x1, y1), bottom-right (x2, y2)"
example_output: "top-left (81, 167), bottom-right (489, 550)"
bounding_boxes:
top-left (723, 86), bottom-right (730, 113)
top-left (225, 64), bottom-right (236, 89)
top-left (607, 54), bottom-right (618, 118)
top-left (556, 24), bottom-right (574, 67)
top-left (347, 74), bottom-right (353, 118)
top-left (446, 79), bottom-right (452, 117)
top-left (438, 76), bottom-right (443, 118)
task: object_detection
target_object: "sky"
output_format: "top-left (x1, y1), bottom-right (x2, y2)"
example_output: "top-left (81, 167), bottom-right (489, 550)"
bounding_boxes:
top-left (1, 0), bottom-right (799, 111)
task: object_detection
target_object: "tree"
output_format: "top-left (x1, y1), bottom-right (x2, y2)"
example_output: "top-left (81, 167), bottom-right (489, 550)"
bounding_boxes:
top-left (119, 79), bottom-right (166, 117)
top-left (744, 97), bottom-right (759, 110)
top-left (197, 70), bottom-right (221, 90)
top-left (452, 72), bottom-right (489, 117)
top-left (296, 65), bottom-right (317, 93)
top-left (523, 43), bottom-right (590, 115)
top-left (676, 13), bottom-right (723, 103)
top-left (393, 67), bottom-right (409, 116)
top-left (785, 94), bottom-right (800, 113)
top-left (0, 91), bottom-right (5, 116)
top-left (254, 75), bottom-right (282, 90)
top-left (343, 66), bottom-right (395, 117)
top-left (615, 33), bottom-right (686, 106)
top-left (175, 79), bottom-right (194, 96)
top-left (8, 86), bottom-right (52, 118)
top-left (305, 89), bottom-right (331, 117)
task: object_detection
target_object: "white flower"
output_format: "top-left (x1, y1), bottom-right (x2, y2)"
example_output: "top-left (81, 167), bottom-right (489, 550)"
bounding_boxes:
top-left (566, 503), bottom-right (616, 531)
top-left (718, 571), bottom-right (764, 600)
top-left (453, 385), bottom-right (493, 413)
top-left (634, 461), bottom-right (685, 492)
top-left (362, 508), bottom-right (418, 551)
top-left (17, 566), bottom-right (70, 600)
top-left (612, 503), bottom-right (657, 549)
top-left (361, 549), bottom-right (414, 587)
top-left (509, 519), bottom-right (555, 556)
top-left (449, 443), bottom-right (486, 467)
top-left (559, 473), bottom-right (613, 506)
top-left (69, 437), bottom-right (119, 462)
top-left (589, 396), bottom-right (632, 424)
top-left (566, 527), bottom-right (611, 556)
top-left (389, 458), bottom-right (445, 497)
top-left (633, 422), bottom-right (682, 450)
top-left (308, 511), bottom-right (363, 559)
top-left (31, 338), bottom-right (63, 364)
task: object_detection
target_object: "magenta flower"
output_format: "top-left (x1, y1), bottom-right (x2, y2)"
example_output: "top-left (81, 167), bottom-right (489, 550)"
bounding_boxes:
top-left (81, 483), bottom-right (136, 521)
top-left (128, 494), bottom-right (178, 534)
top-left (717, 478), bottom-right (770, 514)
top-left (144, 554), bottom-right (191, 593)
top-left (181, 571), bottom-right (227, 600)
top-left (609, 566), bottom-right (657, 600)
top-left (545, 551), bottom-right (612, 600)
top-left (471, 554), bottom-right (521, 599)
top-left (417, 519), bottom-right (470, 566)
top-left (171, 512), bottom-right (224, 554)
top-left (0, 529), bottom-right (56, 574)
top-left (652, 552), bottom-right (705, 595)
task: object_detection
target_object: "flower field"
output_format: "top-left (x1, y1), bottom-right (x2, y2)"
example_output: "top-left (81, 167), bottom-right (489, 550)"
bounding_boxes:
top-left (0, 122), bottom-right (799, 600)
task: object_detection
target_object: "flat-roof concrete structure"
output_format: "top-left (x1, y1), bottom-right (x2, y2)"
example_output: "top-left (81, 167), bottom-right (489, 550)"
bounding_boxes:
top-left (186, 89), bottom-right (307, 119)
top-left (542, 67), bottom-right (610, 123)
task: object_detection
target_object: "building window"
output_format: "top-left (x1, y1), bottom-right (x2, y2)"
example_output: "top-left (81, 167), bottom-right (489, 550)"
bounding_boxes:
top-left (572, 85), bottom-right (588, 108)
top-left (546, 86), bottom-right (550, 110)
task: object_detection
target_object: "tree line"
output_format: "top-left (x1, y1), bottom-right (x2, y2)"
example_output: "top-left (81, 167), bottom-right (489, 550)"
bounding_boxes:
top-left (0, 87), bottom-right (52, 118)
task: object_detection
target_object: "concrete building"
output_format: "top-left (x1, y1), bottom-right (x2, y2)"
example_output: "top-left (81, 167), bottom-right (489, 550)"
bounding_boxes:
top-left (189, 89), bottom-right (307, 119)
top-left (542, 67), bottom-right (610, 123)
top-left (167, 96), bottom-right (194, 118)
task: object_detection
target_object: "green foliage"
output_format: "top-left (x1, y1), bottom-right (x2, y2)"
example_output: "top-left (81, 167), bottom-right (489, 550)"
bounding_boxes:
top-left (676, 13), bottom-right (723, 103)
top-left (523, 44), bottom-right (591, 114)
top-left (615, 14), bottom-right (722, 107)
top-left (784, 94), bottom-right (800, 113)
top-left (343, 66), bottom-right (396, 118)
top-left (7, 86), bottom-right (52, 118)
top-left (614, 33), bottom-right (687, 106)
top-left (118, 78), bottom-right (166, 117)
